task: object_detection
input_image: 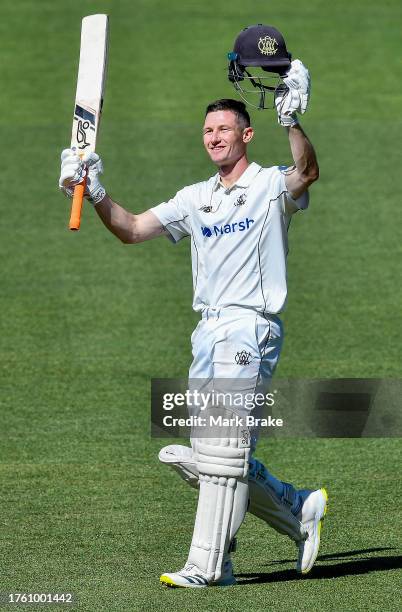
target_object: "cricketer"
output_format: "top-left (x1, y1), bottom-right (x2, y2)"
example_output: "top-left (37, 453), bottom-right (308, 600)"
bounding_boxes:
top-left (59, 24), bottom-right (327, 588)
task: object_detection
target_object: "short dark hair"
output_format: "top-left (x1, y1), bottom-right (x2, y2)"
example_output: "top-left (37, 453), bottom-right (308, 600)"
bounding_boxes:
top-left (205, 98), bottom-right (250, 129)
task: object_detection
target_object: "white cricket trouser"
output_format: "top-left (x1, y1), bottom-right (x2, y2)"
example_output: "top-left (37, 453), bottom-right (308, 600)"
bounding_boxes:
top-left (189, 306), bottom-right (283, 445)
top-left (190, 306), bottom-right (283, 380)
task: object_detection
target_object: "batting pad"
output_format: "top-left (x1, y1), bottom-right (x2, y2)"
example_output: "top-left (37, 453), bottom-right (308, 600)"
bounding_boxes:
top-left (186, 437), bottom-right (250, 582)
top-left (159, 444), bottom-right (304, 542)
top-left (158, 445), bottom-right (199, 489)
top-left (248, 458), bottom-right (304, 542)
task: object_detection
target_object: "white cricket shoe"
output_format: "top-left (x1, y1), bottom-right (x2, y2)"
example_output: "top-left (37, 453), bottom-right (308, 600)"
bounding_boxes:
top-left (160, 565), bottom-right (209, 588)
top-left (296, 488), bottom-right (328, 574)
top-left (160, 557), bottom-right (236, 588)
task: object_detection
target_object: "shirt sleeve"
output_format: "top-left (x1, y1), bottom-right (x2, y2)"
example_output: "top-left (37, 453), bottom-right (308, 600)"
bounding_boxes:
top-left (150, 186), bottom-right (192, 243)
top-left (275, 165), bottom-right (309, 216)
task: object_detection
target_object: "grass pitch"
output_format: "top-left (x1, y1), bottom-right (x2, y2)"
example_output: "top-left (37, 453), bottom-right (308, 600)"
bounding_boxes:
top-left (0, 0), bottom-right (401, 610)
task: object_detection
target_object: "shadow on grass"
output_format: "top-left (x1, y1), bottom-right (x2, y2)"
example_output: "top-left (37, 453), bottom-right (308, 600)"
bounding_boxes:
top-left (261, 547), bottom-right (396, 567)
top-left (237, 547), bottom-right (402, 584)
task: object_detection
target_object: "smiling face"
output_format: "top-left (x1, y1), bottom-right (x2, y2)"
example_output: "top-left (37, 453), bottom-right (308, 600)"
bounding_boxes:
top-left (202, 110), bottom-right (254, 168)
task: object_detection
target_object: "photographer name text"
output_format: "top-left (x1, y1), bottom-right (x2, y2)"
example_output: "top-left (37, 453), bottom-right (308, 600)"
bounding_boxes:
top-left (162, 414), bottom-right (283, 427)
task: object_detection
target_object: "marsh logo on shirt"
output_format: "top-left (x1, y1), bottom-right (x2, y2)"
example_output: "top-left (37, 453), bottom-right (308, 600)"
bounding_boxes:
top-left (201, 217), bottom-right (254, 238)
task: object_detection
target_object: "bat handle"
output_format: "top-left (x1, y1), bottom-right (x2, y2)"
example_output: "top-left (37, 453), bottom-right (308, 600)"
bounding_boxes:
top-left (69, 175), bottom-right (87, 231)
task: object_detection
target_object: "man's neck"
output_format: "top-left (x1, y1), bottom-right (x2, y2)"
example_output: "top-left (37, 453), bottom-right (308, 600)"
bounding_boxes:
top-left (218, 156), bottom-right (250, 188)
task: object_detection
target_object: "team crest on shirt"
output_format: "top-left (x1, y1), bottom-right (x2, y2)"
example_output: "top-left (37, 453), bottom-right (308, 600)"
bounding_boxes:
top-left (234, 193), bottom-right (247, 206)
top-left (235, 350), bottom-right (252, 365)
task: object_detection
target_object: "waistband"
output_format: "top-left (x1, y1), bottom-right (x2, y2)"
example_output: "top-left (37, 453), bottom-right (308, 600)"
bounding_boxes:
top-left (201, 306), bottom-right (280, 321)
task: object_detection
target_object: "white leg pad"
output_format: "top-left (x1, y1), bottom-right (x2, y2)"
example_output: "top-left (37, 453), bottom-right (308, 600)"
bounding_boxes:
top-left (158, 445), bottom-right (199, 489)
top-left (196, 441), bottom-right (249, 478)
top-left (248, 459), bottom-right (304, 542)
top-left (186, 439), bottom-right (249, 582)
top-left (159, 445), bottom-right (304, 543)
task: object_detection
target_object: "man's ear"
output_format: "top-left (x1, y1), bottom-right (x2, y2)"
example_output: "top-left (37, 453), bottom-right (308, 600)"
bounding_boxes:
top-left (243, 127), bottom-right (254, 143)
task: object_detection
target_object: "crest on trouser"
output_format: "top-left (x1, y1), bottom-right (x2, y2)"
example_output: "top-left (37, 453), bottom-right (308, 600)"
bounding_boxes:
top-left (235, 350), bottom-right (252, 365)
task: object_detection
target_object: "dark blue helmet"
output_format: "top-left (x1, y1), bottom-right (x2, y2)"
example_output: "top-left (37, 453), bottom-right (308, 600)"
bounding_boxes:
top-left (227, 25), bottom-right (292, 109)
top-left (230, 24), bottom-right (291, 75)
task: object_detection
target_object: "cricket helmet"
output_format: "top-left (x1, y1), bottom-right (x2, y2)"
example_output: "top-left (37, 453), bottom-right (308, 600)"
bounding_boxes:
top-left (228, 24), bottom-right (292, 109)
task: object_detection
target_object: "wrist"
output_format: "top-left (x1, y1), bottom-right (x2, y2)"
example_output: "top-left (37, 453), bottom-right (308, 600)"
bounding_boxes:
top-left (278, 113), bottom-right (299, 128)
top-left (86, 184), bottom-right (106, 206)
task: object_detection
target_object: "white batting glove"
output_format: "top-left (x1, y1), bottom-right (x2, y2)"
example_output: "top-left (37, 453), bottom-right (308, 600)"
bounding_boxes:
top-left (275, 59), bottom-right (311, 127)
top-left (274, 85), bottom-right (300, 127)
top-left (59, 149), bottom-right (106, 205)
top-left (59, 149), bottom-right (85, 196)
top-left (283, 59), bottom-right (310, 113)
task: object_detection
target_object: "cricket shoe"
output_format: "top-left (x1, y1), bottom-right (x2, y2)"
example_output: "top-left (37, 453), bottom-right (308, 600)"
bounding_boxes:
top-left (296, 488), bottom-right (328, 574)
top-left (160, 557), bottom-right (236, 588)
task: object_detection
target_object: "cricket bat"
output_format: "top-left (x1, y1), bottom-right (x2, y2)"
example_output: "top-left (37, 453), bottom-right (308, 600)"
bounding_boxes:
top-left (69, 14), bottom-right (109, 231)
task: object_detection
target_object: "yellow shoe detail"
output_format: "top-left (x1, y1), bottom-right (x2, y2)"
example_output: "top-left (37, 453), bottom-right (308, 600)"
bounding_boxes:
top-left (160, 575), bottom-right (181, 588)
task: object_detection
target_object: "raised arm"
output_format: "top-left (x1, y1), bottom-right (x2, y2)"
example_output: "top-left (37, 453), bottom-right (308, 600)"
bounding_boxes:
top-left (274, 59), bottom-right (319, 199)
top-left (59, 149), bottom-right (167, 243)
top-left (284, 124), bottom-right (319, 199)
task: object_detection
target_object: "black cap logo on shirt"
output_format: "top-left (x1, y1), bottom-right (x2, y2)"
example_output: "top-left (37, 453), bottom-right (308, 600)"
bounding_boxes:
top-left (234, 194), bottom-right (247, 206)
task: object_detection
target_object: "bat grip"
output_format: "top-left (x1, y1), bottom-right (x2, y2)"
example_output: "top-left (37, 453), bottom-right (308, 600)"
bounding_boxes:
top-left (69, 174), bottom-right (87, 231)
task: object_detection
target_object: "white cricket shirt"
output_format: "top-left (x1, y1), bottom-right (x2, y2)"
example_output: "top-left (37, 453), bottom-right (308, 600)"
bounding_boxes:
top-left (151, 162), bottom-right (309, 314)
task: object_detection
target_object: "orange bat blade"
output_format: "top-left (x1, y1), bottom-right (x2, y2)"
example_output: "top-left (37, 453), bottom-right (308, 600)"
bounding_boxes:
top-left (69, 177), bottom-right (87, 231)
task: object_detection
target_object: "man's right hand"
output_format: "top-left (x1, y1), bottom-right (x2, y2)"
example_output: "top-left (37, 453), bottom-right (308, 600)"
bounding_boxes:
top-left (59, 148), bottom-right (106, 205)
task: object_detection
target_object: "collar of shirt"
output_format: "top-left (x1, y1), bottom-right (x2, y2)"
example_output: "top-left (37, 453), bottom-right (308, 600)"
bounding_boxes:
top-left (213, 161), bottom-right (262, 193)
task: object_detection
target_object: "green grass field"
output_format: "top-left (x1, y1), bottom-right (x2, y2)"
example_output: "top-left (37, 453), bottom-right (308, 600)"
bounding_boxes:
top-left (1, 0), bottom-right (401, 609)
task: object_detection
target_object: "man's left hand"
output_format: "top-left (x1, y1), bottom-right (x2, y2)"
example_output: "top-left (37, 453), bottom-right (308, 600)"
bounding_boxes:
top-left (275, 59), bottom-right (311, 127)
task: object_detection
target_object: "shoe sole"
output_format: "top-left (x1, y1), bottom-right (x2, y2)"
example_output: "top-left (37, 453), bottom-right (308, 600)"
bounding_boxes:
top-left (300, 487), bottom-right (328, 575)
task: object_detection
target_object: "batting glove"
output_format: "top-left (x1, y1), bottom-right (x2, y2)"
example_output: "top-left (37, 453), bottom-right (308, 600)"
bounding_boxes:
top-left (275, 59), bottom-right (311, 127)
top-left (59, 148), bottom-right (106, 205)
